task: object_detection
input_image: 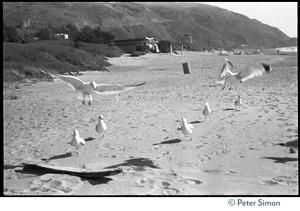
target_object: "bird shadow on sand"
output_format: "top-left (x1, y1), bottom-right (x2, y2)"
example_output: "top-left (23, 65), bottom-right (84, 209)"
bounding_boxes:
top-left (189, 120), bottom-right (203, 124)
top-left (262, 156), bottom-right (298, 164)
top-left (277, 139), bottom-right (298, 148)
top-left (153, 138), bottom-right (181, 145)
top-left (223, 108), bottom-right (236, 111)
top-left (104, 157), bottom-right (160, 172)
top-left (41, 152), bottom-right (73, 163)
top-left (84, 137), bottom-right (96, 142)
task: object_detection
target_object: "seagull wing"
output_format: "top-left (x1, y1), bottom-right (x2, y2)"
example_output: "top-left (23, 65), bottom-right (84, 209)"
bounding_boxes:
top-left (79, 138), bottom-right (86, 145)
top-left (53, 74), bottom-right (85, 91)
top-left (187, 123), bottom-right (194, 129)
top-left (40, 69), bottom-right (85, 91)
top-left (225, 58), bottom-right (235, 70)
top-left (219, 61), bottom-right (238, 79)
top-left (238, 63), bottom-right (271, 82)
top-left (216, 61), bottom-right (237, 84)
top-left (94, 82), bottom-right (146, 95)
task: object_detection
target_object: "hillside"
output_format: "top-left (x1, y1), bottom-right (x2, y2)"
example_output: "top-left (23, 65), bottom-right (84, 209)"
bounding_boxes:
top-left (3, 2), bottom-right (296, 49)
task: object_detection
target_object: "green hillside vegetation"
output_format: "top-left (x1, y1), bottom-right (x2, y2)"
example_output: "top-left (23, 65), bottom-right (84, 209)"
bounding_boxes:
top-left (3, 40), bottom-right (124, 82)
top-left (3, 20), bottom-right (125, 82)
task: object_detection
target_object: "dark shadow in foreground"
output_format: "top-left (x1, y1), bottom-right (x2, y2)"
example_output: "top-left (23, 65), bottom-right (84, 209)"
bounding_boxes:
top-left (262, 157), bottom-right (298, 164)
top-left (15, 163), bottom-right (122, 186)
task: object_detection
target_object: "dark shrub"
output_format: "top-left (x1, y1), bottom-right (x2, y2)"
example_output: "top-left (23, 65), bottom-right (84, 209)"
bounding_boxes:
top-left (157, 40), bottom-right (172, 53)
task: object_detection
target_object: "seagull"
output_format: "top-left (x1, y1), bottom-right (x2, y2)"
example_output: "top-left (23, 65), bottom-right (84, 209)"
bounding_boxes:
top-left (181, 117), bottom-right (194, 141)
top-left (234, 95), bottom-right (242, 111)
top-left (216, 58), bottom-right (272, 90)
top-left (69, 130), bottom-right (86, 154)
top-left (203, 101), bottom-right (212, 122)
top-left (40, 70), bottom-right (146, 106)
top-left (95, 115), bottom-right (107, 140)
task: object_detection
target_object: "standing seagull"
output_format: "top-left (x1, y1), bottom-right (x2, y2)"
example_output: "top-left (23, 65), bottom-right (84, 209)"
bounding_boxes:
top-left (216, 58), bottom-right (272, 90)
top-left (203, 101), bottom-right (212, 122)
top-left (40, 70), bottom-right (146, 106)
top-left (234, 95), bottom-right (242, 111)
top-left (95, 115), bottom-right (107, 140)
top-left (181, 117), bottom-right (194, 141)
top-left (70, 130), bottom-right (86, 155)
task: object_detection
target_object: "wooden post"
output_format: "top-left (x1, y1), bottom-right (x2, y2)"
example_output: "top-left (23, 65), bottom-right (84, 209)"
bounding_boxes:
top-left (182, 62), bottom-right (191, 74)
top-left (181, 45), bottom-right (183, 55)
top-left (170, 43), bottom-right (172, 55)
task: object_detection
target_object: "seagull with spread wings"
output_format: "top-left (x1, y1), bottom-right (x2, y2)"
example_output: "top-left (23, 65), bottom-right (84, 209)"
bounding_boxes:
top-left (216, 58), bottom-right (272, 91)
top-left (40, 70), bottom-right (146, 105)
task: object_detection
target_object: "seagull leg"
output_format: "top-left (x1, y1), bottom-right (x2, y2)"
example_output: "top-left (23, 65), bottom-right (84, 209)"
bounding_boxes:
top-left (88, 94), bottom-right (92, 106)
top-left (222, 82), bottom-right (228, 91)
top-left (82, 94), bottom-right (85, 105)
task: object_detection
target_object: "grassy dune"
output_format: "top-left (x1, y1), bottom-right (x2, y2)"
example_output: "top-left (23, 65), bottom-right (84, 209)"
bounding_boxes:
top-left (3, 40), bottom-right (124, 82)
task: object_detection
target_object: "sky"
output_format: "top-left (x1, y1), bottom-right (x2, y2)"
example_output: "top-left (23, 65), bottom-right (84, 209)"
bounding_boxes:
top-left (201, 2), bottom-right (298, 38)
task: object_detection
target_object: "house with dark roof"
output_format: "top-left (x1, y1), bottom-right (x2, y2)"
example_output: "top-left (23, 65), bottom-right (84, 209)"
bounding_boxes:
top-left (110, 37), bottom-right (159, 53)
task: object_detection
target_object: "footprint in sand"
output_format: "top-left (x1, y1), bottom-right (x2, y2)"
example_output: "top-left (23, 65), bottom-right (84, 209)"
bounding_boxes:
top-left (224, 170), bottom-right (237, 175)
top-left (140, 179), bottom-right (181, 195)
top-left (259, 176), bottom-right (298, 186)
top-left (197, 155), bottom-right (211, 162)
top-left (202, 169), bottom-right (223, 174)
top-left (6, 174), bottom-right (84, 195)
top-left (97, 154), bottom-right (117, 159)
top-left (153, 145), bottom-right (165, 150)
top-left (193, 144), bottom-right (204, 149)
top-left (161, 187), bottom-right (180, 195)
top-left (160, 151), bottom-right (170, 156)
top-left (183, 178), bottom-right (202, 185)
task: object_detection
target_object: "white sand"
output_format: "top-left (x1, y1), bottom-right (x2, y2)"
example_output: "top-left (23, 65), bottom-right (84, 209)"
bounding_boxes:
top-left (3, 51), bottom-right (298, 195)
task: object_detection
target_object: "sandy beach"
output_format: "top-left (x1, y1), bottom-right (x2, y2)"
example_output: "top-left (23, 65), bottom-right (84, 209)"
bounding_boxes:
top-left (3, 51), bottom-right (298, 195)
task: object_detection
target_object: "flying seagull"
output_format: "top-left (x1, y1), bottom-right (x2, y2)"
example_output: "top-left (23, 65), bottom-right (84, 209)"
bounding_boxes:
top-left (40, 70), bottom-right (147, 105)
top-left (216, 58), bottom-right (272, 90)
